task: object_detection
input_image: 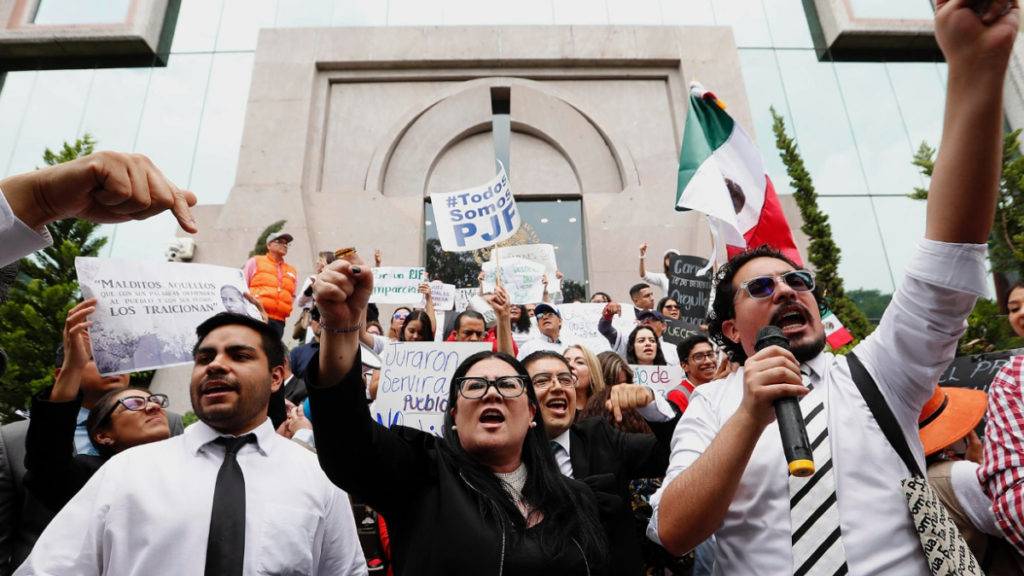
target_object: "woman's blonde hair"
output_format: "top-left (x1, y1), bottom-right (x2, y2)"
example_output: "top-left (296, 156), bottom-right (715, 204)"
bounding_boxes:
top-left (563, 344), bottom-right (606, 401)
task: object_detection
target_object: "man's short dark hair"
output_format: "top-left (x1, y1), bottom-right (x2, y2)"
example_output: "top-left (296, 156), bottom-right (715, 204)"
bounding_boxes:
top-left (629, 283), bottom-right (650, 299)
top-left (521, 350), bottom-right (571, 373)
top-left (706, 245), bottom-right (820, 364)
top-left (676, 334), bottom-right (712, 363)
top-left (453, 310), bottom-right (486, 333)
top-left (194, 312), bottom-right (286, 368)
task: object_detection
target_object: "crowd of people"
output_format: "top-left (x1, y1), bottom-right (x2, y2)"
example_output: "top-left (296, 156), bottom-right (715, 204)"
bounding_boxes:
top-left (0, 2), bottom-right (1021, 575)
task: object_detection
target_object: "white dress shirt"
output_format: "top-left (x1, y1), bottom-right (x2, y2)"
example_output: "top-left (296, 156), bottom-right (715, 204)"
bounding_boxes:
top-left (16, 419), bottom-right (367, 576)
top-left (647, 239), bottom-right (987, 576)
top-left (551, 429), bottom-right (574, 477)
top-left (0, 186), bottom-right (52, 267)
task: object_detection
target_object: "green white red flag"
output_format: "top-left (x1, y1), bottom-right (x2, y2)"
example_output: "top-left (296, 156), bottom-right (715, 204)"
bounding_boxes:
top-left (822, 309), bottom-right (854, 349)
top-left (675, 82), bottom-right (803, 266)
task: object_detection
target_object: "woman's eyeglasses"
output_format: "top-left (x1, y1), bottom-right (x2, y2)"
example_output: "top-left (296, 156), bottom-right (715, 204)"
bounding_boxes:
top-left (737, 270), bottom-right (815, 300)
top-left (116, 394), bottom-right (169, 412)
top-left (455, 376), bottom-right (528, 399)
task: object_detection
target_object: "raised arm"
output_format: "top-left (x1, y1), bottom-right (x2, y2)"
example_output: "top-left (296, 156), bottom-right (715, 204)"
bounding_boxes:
top-left (485, 286), bottom-right (515, 356)
top-left (418, 281), bottom-right (438, 332)
top-left (638, 242), bottom-right (648, 279)
top-left (926, 0), bottom-right (1016, 243)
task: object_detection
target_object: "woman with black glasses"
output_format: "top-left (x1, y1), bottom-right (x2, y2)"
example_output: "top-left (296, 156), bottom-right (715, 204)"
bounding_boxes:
top-left (307, 255), bottom-right (610, 575)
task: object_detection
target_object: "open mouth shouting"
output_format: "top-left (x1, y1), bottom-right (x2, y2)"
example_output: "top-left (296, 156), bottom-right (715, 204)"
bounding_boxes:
top-left (479, 407), bottom-right (507, 430)
top-left (544, 396), bottom-right (570, 420)
top-left (771, 303), bottom-right (811, 338)
top-left (199, 378), bottom-right (239, 403)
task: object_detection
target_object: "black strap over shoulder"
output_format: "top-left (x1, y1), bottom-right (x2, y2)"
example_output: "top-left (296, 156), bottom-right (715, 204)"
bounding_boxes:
top-left (846, 352), bottom-right (924, 478)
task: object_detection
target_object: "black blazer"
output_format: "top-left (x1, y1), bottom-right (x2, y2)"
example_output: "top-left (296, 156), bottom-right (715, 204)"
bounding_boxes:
top-left (306, 358), bottom-right (607, 576)
top-left (568, 413), bottom-right (680, 576)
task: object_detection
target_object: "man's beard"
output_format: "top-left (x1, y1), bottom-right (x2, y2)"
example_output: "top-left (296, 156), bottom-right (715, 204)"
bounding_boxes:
top-left (791, 332), bottom-right (826, 363)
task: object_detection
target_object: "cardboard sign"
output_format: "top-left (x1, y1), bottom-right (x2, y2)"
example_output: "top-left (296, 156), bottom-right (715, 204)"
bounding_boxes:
top-left (558, 303), bottom-right (637, 354)
top-left (939, 348), bottom-right (1024, 391)
top-left (454, 288), bottom-right (478, 312)
top-left (494, 244), bottom-right (560, 294)
top-left (481, 257), bottom-right (546, 305)
top-left (75, 257), bottom-right (262, 375)
top-left (371, 341), bottom-right (489, 435)
top-left (370, 266), bottom-right (426, 304)
top-left (630, 364), bottom-right (686, 396)
top-left (429, 162), bottom-right (521, 252)
top-left (424, 281), bottom-right (456, 311)
top-left (666, 254), bottom-right (712, 330)
top-left (662, 319), bottom-right (701, 346)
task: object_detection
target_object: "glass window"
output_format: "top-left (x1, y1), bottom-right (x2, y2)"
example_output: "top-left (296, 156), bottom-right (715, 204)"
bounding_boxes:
top-left (188, 52), bottom-right (254, 205)
top-left (274, 0), bottom-right (333, 27)
top-left (833, 61), bottom-right (922, 197)
top-left (388, 0), bottom-right (445, 25)
top-left (885, 61), bottom-right (946, 154)
top-left (0, 72), bottom-right (37, 177)
top-left (106, 213), bottom-right (178, 260)
top-left (170, 0), bottom-right (224, 53)
top-left (424, 199), bottom-right (587, 300)
top-left (738, 48), bottom-right (795, 196)
top-left (847, 0), bottom-right (934, 19)
top-left (443, 0), bottom-right (553, 25)
top-left (331, 0), bottom-right (388, 26)
top-left (816, 196), bottom-right (896, 294)
top-left (134, 53), bottom-right (213, 186)
top-left (6, 69), bottom-right (93, 176)
top-left (79, 67), bottom-right (151, 153)
top-left (869, 196), bottom-right (927, 286)
top-left (761, 0), bottom-right (814, 49)
top-left (552, 0), bottom-right (609, 25)
top-left (606, 0), bottom-right (662, 25)
top-left (32, 0), bottom-right (131, 25)
top-left (216, 0), bottom-right (277, 51)
top-left (712, 0), bottom-right (772, 48)
top-left (775, 50), bottom-right (869, 197)
top-left (660, 0), bottom-right (714, 25)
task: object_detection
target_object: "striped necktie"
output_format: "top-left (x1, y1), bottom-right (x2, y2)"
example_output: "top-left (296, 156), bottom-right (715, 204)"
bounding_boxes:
top-left (789, 368), bottom-right (848, 576)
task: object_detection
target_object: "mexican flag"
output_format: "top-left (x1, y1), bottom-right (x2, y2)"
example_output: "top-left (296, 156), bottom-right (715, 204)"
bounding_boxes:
top-left (821, 309), bottom-right (854, 349)
top-left (676, 83), bottom-right (802, 266)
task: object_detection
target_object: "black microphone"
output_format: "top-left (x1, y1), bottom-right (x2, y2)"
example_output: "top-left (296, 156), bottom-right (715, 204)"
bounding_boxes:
top-left (755, 326), bottom-right (814, 478)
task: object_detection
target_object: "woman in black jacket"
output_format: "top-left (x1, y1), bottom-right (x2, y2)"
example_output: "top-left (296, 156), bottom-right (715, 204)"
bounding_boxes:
top-left (307, 257), bottom-right (609, 575)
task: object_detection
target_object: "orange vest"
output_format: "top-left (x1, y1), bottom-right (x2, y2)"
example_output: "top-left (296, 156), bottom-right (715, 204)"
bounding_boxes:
top-left (248, 255), bottom-right (297, 321)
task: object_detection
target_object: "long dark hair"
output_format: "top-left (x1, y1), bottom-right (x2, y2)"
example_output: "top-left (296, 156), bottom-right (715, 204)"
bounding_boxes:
top-left (441, 351), bottom-right (607, 567)
top-left (627, 325), bottom-right (666, 365)
top-left (511, 305), bottom-right (531, 334)
top-left (86, 386), bottom-right (152, 459)
top-left (399, 310), bottom-right (434, 342)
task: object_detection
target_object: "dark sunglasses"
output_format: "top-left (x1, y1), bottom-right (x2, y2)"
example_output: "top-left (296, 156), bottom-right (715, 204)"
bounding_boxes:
top-left (737, 270), bottom-right (815, 300)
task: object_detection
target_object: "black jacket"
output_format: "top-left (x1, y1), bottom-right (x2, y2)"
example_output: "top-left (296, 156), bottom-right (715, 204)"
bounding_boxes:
top-left (568, 413), bottom-right (680, 576)
top-left (306, 358), bottom-right (607, 576)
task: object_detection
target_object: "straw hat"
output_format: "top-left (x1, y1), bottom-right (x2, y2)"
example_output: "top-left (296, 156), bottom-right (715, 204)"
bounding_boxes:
top-left (918, 386), bottom-right (988, 456)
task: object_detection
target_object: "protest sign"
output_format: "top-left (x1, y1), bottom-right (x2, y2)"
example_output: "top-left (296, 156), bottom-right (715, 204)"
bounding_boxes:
top-left (494, 244), bottom-right (560, 294)
top-left (371, 341), bottom-right (489, 435)
top-left (454, 288), bottom-right (477, 312)
top-left (558, 303), bottom-right (637, 354)
top-left (939, 348), bottom-right (1024, 392)
top-left (630, 364), bottom-right (686, 396)
top-left (662, 319), bottom-right (701, 346)
top-left (370, 266), bottom-right (425, 304)
top-left (75, 257), bottom-right (262, 376)
top-left (433, 311), bottom-right (447, 342)
top-left (666, 254), bottom-right (713, 330)
top-left (429, 162), bottom-right (521, 252)
top-left (424, 281), bottom-right (456, 311)
top-left (481, 257), bottom-right (546, 304)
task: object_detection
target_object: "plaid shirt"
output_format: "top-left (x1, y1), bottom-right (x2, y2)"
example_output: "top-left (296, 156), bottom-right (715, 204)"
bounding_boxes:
top-left (978, 355), bottom-right (1024, 555)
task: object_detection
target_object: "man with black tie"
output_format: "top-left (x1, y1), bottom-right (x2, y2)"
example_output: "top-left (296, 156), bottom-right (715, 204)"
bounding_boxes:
top-left (16, 313), bottom-right (366, 575)
top-left (521, 350), bottom-right (679, 576)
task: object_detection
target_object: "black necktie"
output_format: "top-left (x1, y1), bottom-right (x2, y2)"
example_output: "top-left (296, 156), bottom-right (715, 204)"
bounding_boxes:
top-left (205, 434), bottom-right (256, 576)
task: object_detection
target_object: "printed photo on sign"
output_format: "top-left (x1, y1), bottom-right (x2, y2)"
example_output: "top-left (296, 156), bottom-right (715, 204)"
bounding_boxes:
top-left (371, 341), bottom-right (489, 435)
top-left (75, 257), bottom-right (261, 376)
top-left (454, 287), bottom-right (478, 312)
top-left (493, 244), bottom-right (560, 294)
top-left (666, 253), bottom-right (712, 330)
top-left (481, 257), bottom-right (546, 305)
top-left (428, 161), bottom-right (521, 252)
top-left (558, 303), bottom-right (638, 354)
top-left (370, 266), bottom-right (426, 304)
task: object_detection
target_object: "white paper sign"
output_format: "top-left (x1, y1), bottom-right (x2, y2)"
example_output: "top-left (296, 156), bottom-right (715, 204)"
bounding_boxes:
top-left (454, 288), bottom-right (477, 312)
top-left (423, 281), bottom-right (456, 311)
top-left (493, 244), bottom-right (560, 294)
top-left (370, 266), bottom-right (426, 304)
top-left (371, 341), bottom-right (489, 436)
top-left (429, 162), bottom-right (521, 252)
top-left (558, 303), bottom-right (637, 354)
top-left (630, 364), bottom-right (686, 396)
top-left (481, 257), bottom-right (546, 305)
top-left (75, 257), bottom-right (262, 376)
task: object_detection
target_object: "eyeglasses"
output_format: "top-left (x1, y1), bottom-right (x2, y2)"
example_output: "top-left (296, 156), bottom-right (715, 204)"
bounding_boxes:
top-left (531, 372), bottom-right (577, 390)
top-left (455, 376), bottom-right (528, 399)
top-left (737, 270), bottom-right (815, 300)
top-left (116, 394), bottom-right (169, 412)
top-left (393, 311), bottom-right (410, 321)
top-left (536, 312), bottom-right (558, 320)
top-left (688, 351), bottom-right (716, 362)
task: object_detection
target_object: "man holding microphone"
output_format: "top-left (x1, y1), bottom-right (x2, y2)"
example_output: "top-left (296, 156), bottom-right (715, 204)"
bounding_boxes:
top-left (649, 1), bottom-right (1018, 574)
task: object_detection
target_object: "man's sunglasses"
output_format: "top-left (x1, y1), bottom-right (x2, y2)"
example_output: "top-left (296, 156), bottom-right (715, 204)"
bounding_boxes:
top-left (737, 270), bottom-right (815, 300)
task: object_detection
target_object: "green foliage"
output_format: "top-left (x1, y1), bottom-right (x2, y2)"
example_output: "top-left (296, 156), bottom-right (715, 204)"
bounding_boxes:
top-left (846, 289), bottom-right (893, 325)
top-left (425, 238), bottom-right (481, 288)
top-left (182, 411), bottom-right (199, 427)
top-left (770, 108), bottom-right (874, 343)
top-left (249, 220), bottom-right (286, 257)
top-left (910, 130), bottom-right (1024, 354)
top-left (562, 279), bottom-right (585, 303)
top-left (0, 135), bottom-right (105, 421)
